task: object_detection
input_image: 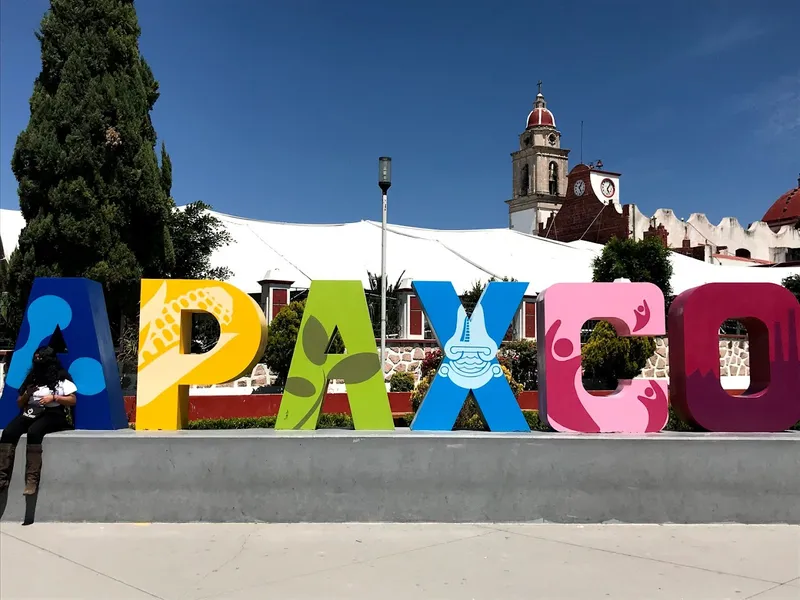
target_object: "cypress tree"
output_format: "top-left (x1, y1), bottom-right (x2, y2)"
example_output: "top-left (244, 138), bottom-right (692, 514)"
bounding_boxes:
top-left (7, 0), bottom-right (175, 334)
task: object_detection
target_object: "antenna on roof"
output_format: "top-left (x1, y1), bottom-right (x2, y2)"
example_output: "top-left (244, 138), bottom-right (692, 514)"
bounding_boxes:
top-left (580, 120), bottom-right (584, 164)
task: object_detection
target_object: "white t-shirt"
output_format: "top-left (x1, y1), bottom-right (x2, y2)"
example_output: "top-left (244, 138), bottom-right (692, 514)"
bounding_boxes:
top-left (29, 380), bottom-right (78, 408)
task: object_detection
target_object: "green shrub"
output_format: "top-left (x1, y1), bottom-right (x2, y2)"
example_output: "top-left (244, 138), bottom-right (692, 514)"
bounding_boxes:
top-left (581, 321), bottom-right (655, 390)
top-left (389, 371), bottom-right (415, 392)
top-left (263, 300), bottom-right (305, 388)
top-left (498, 340), bottom-right (537, 390)
top-left (186, 414), bottom-right (353, 430)
top-left (187, 416), bottom-right (277, 430)
top-left (184, 413), bottom-right (414, 430)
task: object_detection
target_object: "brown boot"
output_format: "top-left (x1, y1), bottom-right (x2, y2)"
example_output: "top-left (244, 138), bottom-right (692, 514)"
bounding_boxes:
top-left (23, 444), bottom-right (43, 496)
top-left (0, 443), bottom-right (15, 491)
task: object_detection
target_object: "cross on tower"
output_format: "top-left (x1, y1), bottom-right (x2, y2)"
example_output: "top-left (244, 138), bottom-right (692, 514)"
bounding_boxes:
top-left (537, 80), bottom-right (542, 94)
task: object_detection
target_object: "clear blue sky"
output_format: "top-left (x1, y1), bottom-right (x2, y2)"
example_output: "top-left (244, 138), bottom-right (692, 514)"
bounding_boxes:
top-left (1, 0), bottom-right (798, 229)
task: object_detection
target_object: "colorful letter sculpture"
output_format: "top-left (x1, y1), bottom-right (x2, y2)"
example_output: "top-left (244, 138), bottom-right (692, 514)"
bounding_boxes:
top-left (135, 279), bottom-right (268, 430)
top-left (537, 282), bottom-right (669, 433)
top-left (669, 283), bottom-right (800, 432)
top-left (0, 278), bottom-right (126, 430)
top-left (275, 281), bottom-right (393, 430)
top-left (410, 281), bottom-right (530, 432)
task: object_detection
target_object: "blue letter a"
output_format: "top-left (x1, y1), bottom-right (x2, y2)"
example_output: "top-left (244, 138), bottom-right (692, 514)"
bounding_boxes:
top-left (0, 278), bottom-right (126, 430)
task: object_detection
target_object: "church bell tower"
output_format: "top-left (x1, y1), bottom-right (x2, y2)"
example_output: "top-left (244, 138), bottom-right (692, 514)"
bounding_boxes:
top-left (506, 83), bottom-right (570, 235)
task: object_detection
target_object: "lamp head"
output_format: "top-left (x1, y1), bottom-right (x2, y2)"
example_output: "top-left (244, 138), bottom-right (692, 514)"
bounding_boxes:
top-left (378, 157), bottom-right (392, 192)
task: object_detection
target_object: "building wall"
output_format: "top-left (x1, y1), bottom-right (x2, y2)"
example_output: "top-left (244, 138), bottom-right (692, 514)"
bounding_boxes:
top-left (540, 190), bottom-right (631, 243)
top-left (508, 199), bottom-right (563, 235)
top-left (630, 208), bottom-right (800, 262)
top-left (509, 206), bottom-right (536, 234)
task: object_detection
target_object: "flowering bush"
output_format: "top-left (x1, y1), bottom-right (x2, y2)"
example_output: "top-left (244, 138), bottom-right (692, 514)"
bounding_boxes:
top-left (419, 348), bottom-right (443, 378)
top-left (497, 340), bottom-right (537, 390)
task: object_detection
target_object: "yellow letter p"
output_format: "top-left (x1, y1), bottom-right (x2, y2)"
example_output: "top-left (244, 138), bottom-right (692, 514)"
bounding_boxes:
top-left (135, 279), bottom-right (268, 430)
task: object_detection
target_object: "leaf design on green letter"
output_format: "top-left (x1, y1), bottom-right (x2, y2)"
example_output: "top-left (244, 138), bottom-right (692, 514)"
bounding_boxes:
top-left (303, 316), bottom-right (329, 366)
top-left (285, 377), bottom-right (316, 398)
top-left (328, 353), bottom-right (381, 384)
top-left (294, 384), bottom-right (326, 429)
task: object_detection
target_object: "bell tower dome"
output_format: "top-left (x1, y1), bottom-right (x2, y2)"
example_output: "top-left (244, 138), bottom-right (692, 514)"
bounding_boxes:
top-left (506, 82), bottom-right (570, 235)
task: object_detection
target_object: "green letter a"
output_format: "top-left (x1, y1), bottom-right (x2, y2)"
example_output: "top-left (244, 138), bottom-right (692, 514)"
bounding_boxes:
top-left (275, 281), bottom-right (394, 430)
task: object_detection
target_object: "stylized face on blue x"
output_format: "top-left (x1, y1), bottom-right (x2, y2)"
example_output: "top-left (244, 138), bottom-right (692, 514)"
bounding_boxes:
top-left (410, 281), bottom-right (530, 432)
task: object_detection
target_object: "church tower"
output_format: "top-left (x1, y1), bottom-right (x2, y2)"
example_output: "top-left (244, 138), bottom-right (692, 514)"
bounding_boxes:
top-left (506, 83), bottom-right (570, 235)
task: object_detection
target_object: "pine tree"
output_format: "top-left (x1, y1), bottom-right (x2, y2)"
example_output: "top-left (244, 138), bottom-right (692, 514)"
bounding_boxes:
top-left (7, 0), bottom-right (175, 335)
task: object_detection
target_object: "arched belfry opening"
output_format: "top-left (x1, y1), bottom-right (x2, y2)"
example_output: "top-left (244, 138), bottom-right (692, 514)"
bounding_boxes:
top-left (549, 161), bottom-right (559, 196)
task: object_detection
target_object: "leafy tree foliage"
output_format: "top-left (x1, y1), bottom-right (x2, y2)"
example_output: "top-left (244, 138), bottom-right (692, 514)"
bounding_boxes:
top-left (459, 276), bottom-right (516, 316)
top-left (366, 271), bottom-right (404, 337)
top-left (783, 274), bottom-right (800, 304)
top-left (591, 236), bottom-right (673, 299)
top-left (584, 236), bottom-right (673, 387)
top-left (168, 201), bottom-right (232, 282)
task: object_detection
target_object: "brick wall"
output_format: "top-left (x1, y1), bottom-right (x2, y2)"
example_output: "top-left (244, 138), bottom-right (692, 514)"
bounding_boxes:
top-left (539, 164), bottom-right (631, 244)
top-left (540, 193), bottom-right (631, 243)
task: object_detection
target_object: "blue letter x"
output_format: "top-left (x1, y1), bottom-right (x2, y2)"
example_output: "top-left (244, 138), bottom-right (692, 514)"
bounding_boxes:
top-left (410, 281), bottom-right (530, 432)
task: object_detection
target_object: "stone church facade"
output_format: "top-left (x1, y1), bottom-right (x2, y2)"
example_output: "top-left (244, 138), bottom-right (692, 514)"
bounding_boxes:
top-left (506, 86), bottom-right (800, 265)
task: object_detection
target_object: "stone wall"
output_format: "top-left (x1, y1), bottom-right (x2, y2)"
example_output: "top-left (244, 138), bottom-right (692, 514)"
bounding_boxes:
top-left (383, 340), bottom-right (440, 381)
top-left (641, 336), bottom-right (748, 379)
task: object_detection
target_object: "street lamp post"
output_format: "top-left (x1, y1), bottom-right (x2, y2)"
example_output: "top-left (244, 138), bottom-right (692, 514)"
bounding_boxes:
top-left (378, 157), bottom-right (392, 378)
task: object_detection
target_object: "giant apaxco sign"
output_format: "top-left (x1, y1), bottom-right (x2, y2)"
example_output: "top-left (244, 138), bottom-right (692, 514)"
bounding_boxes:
top-left (0, 278), bottom-right (798, 433)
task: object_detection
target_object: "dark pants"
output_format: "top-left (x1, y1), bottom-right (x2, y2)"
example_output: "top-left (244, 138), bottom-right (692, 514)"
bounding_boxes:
top-left (0, 408), bottom-right (72, 446)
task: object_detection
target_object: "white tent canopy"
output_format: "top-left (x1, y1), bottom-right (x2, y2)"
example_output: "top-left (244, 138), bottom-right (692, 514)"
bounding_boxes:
top-left (2, 207), bottom-right (800, 296)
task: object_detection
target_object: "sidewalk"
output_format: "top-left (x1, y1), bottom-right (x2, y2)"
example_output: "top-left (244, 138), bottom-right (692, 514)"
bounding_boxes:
top-left (1, 523), bottom-right (798, 599)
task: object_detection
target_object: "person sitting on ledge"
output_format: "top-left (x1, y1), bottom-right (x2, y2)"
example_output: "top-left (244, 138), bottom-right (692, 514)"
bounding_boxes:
top-left (0, 347), bottom-right (77, 495)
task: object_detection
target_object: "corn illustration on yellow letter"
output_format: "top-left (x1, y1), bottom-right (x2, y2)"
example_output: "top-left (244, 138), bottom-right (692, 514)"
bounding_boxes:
top-left (135, 279), bottom-right (268, 430)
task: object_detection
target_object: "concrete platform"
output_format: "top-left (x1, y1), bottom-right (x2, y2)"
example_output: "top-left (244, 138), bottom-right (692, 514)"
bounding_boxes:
top-left (1, 429), bottom-right (799, 524)
top-left (1, 523), bottom-right (798, 599)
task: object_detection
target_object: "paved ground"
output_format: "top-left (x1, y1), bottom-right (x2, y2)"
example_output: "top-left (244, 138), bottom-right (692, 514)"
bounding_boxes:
top-left (0, 523), bottom-right (798, 599)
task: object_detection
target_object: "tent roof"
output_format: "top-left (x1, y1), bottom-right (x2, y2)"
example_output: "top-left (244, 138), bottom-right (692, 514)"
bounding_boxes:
top-left (2, 207), bottom-right (800, 296)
